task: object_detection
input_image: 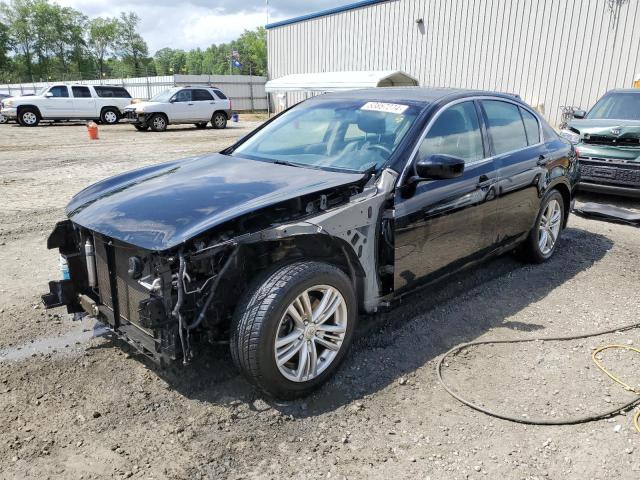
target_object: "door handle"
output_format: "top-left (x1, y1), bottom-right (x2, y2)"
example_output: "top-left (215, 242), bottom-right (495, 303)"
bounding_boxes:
top-left (477, 174), bottom-right (492, 188)
top-left (537, 154), bottom-right (550, 166)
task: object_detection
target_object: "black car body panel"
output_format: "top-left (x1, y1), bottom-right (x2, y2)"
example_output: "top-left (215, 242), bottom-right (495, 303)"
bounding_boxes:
top-left (66, 153), bottom-right (365, 251)
top-left (42, 87), bottom-right (577, 365)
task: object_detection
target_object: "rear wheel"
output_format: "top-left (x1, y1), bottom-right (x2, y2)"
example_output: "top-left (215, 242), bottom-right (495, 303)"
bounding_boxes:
top-left (19, 108), bottom-right (40, 127)
top-left (194, 122), bottom-right (208, 129)
top-left (519, 190), bottom-right (565, 263)
top-left (100, 108), bottom-right (120, 125)
top-left (212, 112), bottom-right (227, 129)
top-left (149, 113), bottom-right (168, 132)
top-left (231, 261), bottom-right (356, 399)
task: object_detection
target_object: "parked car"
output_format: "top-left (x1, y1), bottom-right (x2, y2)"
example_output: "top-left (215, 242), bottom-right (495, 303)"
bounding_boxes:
top-left (1, 84), bottom-right (132, 126)
top-left (0, 93), bottom-right (11, 124)
top-left (122, 86), bottom-right (232, 132)
top-left (41, 88), bottom-right (577, 398)
top-left (561, 89), bottom-right (640, 197)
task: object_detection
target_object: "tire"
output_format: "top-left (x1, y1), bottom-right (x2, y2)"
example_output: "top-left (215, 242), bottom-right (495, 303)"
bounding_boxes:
top-left (133, 123), bottom-right (149, 131)
top-left (519, 190), bottom-right (565, 263)
top-left (194, 122), bottom-right (208, 129)
top-left (100, 108), bottom-right (120, 125)
top-left (18, 108), bottom-right (40, 127)
top-left (149, 113), bottom-right (168, 132)
top-left (231, 261), bottom-right (357, 399)
top-left (212, 112), bottom-right (227, 129)
top-left (0, 114), bottom-right (7, 124)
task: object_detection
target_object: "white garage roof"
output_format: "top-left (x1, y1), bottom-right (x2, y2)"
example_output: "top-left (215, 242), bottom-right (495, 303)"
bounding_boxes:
top-left (265, 70), bottom-right (419, 93)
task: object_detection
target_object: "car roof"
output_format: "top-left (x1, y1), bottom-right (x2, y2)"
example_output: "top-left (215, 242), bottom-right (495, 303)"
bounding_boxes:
top-left (603, 88), bottom-right (640, 94)
top-left (312, 87), bottom-right (524, 106)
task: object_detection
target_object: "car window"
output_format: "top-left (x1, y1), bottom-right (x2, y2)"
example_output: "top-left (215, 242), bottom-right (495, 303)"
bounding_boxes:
top-left (193, 89), bottom-right (214, 101)
top-left (212, 89), bottom-right (227, 99)
top-left (520, 107), bottom-right (540, 145)
top-left (482, 100), bottom-right (528, 154)
top-left (252, 108), bottom-right (334, 152)
top-left (49, 86), bottom-right (69, 98)
top-left (72, 86), bottom-right (91, 98)
top-left (174, 90), bottom-right (192, 102)
top-left (418, 101), bottom-right (484, 162)
top-left (93, 86), bottom-right (131, 98)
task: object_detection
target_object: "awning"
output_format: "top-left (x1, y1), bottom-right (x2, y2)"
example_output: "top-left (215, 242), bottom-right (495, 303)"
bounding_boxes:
top-left (265, 70), bottom-right (419, 93)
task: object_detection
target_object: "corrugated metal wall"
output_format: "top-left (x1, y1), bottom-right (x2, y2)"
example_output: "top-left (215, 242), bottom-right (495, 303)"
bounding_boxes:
top-left (267, 0), bottom-right (640, 126)
top-left (2, 74), bottom-right (268, 111)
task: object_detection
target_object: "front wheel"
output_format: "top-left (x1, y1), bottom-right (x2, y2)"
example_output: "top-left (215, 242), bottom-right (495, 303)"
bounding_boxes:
top-left (149, 113), bottom-right (168, 132)
top-left (231, 261), bottom-right (357, 399)
top-left (519, 190), bottom-right (565, 263)
top-left (0, 114), bottom-right (7, 124)
top-left (212, 112), bottom-right (227, 129)
top-left (19, 108), bottom-right (40, 127)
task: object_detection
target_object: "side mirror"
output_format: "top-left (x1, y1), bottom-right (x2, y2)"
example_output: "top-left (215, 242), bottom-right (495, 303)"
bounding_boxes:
top-left (415, 154), bottom-right (465, 180)
top-left (572, 109), bottom-right (586, 119)
top-left (44, 92), bottom-right (53, 98)
top-left (169, 96), bottom-right (176, 103)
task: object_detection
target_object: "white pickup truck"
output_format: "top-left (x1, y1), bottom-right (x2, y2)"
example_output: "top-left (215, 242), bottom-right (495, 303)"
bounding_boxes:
top-left (0, 84), bottom-right (133, 127)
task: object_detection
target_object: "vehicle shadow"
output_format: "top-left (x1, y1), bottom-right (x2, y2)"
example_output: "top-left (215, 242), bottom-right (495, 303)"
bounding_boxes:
top-left (109, 226), bottom-right (613, 417)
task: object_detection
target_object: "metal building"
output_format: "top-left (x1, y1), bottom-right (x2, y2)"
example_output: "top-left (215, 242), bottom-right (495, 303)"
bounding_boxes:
top-left (266, 0), bottom-right (640, 126)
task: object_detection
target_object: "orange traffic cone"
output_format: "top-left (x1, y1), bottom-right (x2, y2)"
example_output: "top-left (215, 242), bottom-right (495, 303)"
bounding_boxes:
top-left (87, 121), bottom-right (99, 140)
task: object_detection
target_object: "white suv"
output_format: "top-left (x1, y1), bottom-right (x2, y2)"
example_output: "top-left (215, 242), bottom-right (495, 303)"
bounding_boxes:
top-left (122, 86), bottom-right (232, 132)
top-left (0, 84), bottom-right (132, 126)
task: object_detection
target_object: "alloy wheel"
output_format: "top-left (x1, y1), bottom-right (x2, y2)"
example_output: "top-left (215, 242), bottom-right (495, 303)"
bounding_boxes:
top-left (274, 285), bottom-right (348, 382)
top-left (104, 111), bottom-right (118, 124)
top-left (22, 112), bottom-right (37, 125)
top-left (152, 116), bottom-right (166, 130)
top-left (538, 199), bottom-right (562, 255)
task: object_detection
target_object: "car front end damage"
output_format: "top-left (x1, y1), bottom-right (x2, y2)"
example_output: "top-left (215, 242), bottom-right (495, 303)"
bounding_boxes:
top-left (41, 169), bottom-right (398, 365)
top-left (567, 121), bottom-right (640, 197)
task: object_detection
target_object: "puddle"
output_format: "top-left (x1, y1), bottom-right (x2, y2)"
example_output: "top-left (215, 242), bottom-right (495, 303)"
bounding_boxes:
top-left (0, 317), bottom-right (110, 362)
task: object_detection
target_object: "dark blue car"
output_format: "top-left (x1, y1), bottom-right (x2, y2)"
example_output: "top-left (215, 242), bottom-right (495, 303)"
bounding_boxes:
top-left (42, 88), bottom-right (578, 398)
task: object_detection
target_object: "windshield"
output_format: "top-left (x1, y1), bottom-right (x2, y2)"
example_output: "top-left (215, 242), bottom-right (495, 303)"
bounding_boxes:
top-left (587, 92), bottom-right (640, 120)
top-left (150, 88), bottom-right (179, 103)
top-left (36, 86), bottom-right (49, 96)
top-left (231, 99), bottom-right (421, 173)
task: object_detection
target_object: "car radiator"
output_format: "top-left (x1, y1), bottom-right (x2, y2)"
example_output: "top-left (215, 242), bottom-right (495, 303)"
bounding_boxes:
top-left (94, 237), bottom-right (153, 332)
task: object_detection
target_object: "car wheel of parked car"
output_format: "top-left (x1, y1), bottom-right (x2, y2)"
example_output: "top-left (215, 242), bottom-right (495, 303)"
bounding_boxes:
top-left (149, 114), bottom-right (168, 132)
top-left (212, 112), bottom-right (227, 129)
top-left (100, 108), bottom-right (120, 125)
top-left (519, 190), bottom-right (565, 263)
top-left (231, 261), bottom-right (357, 399)
top-left (194, 122), bottom-right (208, 129)
top-left (19, 108), bottom-right (40, 127)
top-left (133, 124), bottom-right (149, 131)
top-left (0, 114), bottom-right (7, 124)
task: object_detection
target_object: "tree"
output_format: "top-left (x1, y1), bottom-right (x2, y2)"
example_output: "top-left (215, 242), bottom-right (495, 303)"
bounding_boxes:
top-left (0, 20), bottom-right (13, 73)
top-left (1, 0), bottom-right (37, 80)
top-left (236, 27), bottom-right (267, 76)
top-left (88, 17), bottom-right (119, 78)
top-left (116, 11), bottom-right (148, 75)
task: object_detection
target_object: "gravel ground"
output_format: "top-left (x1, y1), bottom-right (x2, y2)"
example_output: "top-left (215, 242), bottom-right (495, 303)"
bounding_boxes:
top-left (1, 121), bottom-right (640, 480)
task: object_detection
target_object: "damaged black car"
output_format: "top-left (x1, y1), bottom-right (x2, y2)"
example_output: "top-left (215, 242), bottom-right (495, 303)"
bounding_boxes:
top-left (42, 88), bottom-right (578, 398)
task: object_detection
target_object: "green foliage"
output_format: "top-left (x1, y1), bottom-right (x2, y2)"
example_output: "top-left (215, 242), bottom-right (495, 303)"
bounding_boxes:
top-left (0, 0), bottom-right (267, 83)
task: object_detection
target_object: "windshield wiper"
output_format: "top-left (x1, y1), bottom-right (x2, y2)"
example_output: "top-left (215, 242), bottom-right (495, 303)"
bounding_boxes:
top-left (271, 159), bottom-right (303, 168)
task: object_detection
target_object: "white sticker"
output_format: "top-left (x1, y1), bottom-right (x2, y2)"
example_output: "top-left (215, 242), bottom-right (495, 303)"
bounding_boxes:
top-left (360, 102), bottom-right (409, 114)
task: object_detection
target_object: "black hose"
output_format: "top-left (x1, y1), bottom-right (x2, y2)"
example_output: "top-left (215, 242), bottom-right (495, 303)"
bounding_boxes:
top-left (172, 252), bottom-right (189, 364)
top-left (187, 249), bottom-right (238, 331)
top-left (437, 322), bottom-right (640, 425)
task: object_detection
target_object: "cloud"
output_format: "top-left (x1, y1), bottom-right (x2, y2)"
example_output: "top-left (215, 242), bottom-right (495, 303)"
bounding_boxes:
top-left (54, 0), bottom-right (350, 52)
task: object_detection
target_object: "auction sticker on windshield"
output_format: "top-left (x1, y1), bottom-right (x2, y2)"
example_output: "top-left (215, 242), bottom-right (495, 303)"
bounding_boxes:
top-left (361, 102), bottom-right (409, 114)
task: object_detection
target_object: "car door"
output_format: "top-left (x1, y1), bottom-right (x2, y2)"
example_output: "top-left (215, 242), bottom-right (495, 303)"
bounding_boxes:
top-left (43, 85), bottom-right (73, 117)
top-left (192, 89), bottom-right (216, 121)
top-left (393, 100), bottom-right (500, 290)
top-left (168, 89), bottom-right (195, 122)
top-left (71, 86), bottom-right (96, 118)
top-left (480, 100), bottom-right (547, 244)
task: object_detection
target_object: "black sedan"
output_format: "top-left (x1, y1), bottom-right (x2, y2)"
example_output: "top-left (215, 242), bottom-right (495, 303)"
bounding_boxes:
top-left (42, 88), bottom-right (578, 398)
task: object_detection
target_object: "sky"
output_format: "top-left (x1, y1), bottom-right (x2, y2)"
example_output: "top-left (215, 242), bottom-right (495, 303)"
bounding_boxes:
top-left (55, 0), bottom-right (351, 53)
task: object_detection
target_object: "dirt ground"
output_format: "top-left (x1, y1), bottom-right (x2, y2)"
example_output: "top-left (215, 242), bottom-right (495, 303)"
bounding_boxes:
top-left (1, 121), bottom-right (640, 480)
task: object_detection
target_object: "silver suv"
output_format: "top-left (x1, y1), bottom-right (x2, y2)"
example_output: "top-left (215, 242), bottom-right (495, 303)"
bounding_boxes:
top-left (122, 86), bottom-right (232, 132)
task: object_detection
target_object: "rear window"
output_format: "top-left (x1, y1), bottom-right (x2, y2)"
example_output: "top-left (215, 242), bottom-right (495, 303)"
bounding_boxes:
top-left (94, 86), bottom-right (131, 98)
top-left (212, 89), bottom-right (227, 100)
top-left (193, 89), bottom-right (214, 101)
top-left (72, 86), bottom-right (91, 98)
top-left (481, 100), bottom-right (528, 155)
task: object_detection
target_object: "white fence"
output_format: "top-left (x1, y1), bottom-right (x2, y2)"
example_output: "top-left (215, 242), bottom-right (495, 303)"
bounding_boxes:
top-left (1, 74), bottom-right (268, 111)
